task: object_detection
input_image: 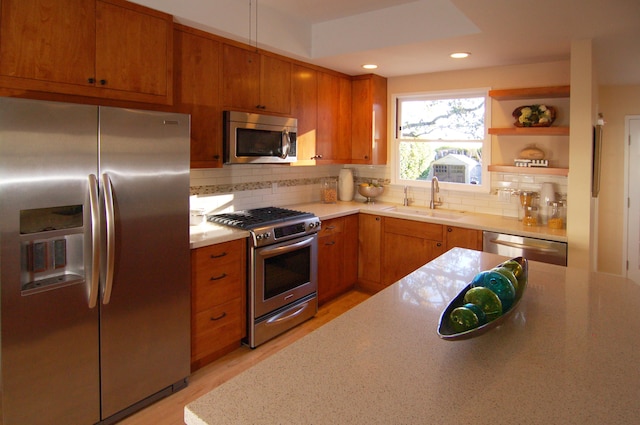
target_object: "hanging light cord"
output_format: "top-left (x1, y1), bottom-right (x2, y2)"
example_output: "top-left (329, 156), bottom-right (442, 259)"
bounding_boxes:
top-left (249, 0), bottom-right (259, 51)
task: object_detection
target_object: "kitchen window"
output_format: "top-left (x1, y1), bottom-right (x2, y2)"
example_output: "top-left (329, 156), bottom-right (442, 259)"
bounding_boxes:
top-left (392, 88), bottom-right (491, 193)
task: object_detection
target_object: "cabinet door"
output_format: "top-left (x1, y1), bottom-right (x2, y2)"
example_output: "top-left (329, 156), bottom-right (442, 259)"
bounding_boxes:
top-left (222, 44), bottom-right (261, 110)
top-left (260, 54), bottom-right (291, 114)
top-left (318, 233), bottom-right (343, 304)
top-left (174, 26), bottom-right (222, 168)
top-left (0, 0), bottom-right (96, 87)
top-left (445, 226), bottom-right (482, 251)
top-left (382, 218), bottom-right (444, 285)
top-left (317, 72), bottom-right (351, 162)
top-left (342, 214), bottom-right (359, 291)
top-left (351, 74), bottom-right (387, 164)
top-left (95, 0), bottom-right (173, 100)
top-left (291, 64), bottom-right (317, 164)
top-left (358, 214), bottom-right (382, 291)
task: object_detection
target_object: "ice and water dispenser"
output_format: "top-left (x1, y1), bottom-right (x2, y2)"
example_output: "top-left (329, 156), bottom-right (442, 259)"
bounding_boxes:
top-left (20, 205), bottom-right (85, 295)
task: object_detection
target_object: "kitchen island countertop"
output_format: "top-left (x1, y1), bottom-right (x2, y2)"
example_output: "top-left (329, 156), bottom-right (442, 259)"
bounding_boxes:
top-left (185, 248), bottom-right (640, 424)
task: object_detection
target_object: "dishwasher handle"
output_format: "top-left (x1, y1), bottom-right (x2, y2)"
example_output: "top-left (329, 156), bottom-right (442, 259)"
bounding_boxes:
top-left (488, 238), bottom-right (559, 254)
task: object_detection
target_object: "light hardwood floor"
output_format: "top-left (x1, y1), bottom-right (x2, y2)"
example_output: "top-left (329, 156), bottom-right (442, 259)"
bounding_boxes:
top-left (119, 289), bottom-right (371, 425)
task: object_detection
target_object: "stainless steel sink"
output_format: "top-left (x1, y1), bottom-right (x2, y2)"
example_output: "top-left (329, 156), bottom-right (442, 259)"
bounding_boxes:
top-left (385, 205), bottom-right (465, 220)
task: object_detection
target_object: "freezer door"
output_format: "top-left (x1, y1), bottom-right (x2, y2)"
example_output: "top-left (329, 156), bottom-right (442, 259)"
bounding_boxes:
top-left (0, 98), bottom-right (101, 424)
top-left (98, 107), bottom-right (191, 419)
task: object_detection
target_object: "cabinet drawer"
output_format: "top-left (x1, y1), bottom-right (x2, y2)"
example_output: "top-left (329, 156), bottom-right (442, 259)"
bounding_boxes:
top-left (384, 217), bottom-right (443, 241)
top-left (192, 269), bottom-right (244, 312)
top-left (192, 239), bottom-right (245, 270)
top-left (192, 298), bottom-right (243, 360)
top-left (319, 217), bottom-right (344, 237)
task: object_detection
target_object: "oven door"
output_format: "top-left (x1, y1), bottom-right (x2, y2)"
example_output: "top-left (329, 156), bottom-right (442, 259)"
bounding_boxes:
top-left (252, 234), bottom-right (317, 319)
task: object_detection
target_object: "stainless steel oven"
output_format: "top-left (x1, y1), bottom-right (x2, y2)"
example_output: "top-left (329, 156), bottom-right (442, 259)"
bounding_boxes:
top-left (251, 233), bottom-right (318, 347)
top-left (208, 207), bottom-right (321, 348)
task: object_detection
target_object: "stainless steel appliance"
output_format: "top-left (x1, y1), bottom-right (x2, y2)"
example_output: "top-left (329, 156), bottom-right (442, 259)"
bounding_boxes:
top-left (208, 207), bottom-right (320, 347)
top-left (483, 231), bottom-right (568, 266)
top-left (0, 98), bottom-right (191, 424)
top-left (223, 111), bottom-right (297, 164)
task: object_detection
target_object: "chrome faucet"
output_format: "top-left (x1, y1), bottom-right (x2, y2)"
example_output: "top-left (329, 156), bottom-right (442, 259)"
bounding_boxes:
top-left (430, 177), bottom-right (443, 209)
top-left (403, 186), bottom-right (410, 206)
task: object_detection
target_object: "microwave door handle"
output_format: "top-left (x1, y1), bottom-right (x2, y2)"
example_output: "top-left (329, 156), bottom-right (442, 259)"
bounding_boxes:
top-left (281, 130), bottom-right (291, 159)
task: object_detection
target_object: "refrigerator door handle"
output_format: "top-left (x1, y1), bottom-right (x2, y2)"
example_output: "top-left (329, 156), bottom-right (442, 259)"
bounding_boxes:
top-left (101, 173), bottom-right (115, 304)
top-left (88, 174), bottom-right (101, 308)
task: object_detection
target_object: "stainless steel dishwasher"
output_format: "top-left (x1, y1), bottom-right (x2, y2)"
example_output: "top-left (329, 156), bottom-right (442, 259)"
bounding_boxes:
top-left (483, 231), bottom-right (567, 266)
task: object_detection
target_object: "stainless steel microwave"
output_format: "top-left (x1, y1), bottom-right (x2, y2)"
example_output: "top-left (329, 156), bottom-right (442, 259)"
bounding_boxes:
top-left (223, 111), bottom-right (297, 164)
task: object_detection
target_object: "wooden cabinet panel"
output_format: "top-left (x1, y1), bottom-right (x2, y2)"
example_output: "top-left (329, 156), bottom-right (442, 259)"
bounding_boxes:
top-left (382, 218), bottom-right (445, 285)
top-left (318, 215), bottom-right (358, 304)
top-left (95, 0), bottom-right (172, 98)
top-left (445, 226), bottom-right (482, 251)
top-left (316, 72), bottom-right (351, 162)
top-left (174, 25), bottom-right (222, 168)
top-left (357, 214), bottom-right (383, 292)
top-left (351, 74), bottom-right (387, 164)
top-left (190, 239), bottom-right (246, 370)
top-left (0, 0), bottom-right (173, 104)
top-left (291, 64), bottom-right (318, 164)
top-left (0, 0), bottom-right (96, 86)
top-left (260, 54), bottom-right (291, 115)
top-left (222, 44), bottom-right (291, 114)
top-left (222, 44), bottom-right (260, 111)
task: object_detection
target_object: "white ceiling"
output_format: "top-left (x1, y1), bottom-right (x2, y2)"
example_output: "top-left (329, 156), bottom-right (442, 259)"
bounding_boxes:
top-left (132, 0), bottom-right (640, 85)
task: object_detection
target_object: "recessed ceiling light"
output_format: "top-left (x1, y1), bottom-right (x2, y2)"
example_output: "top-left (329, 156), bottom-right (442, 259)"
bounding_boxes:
top-left (450, 52), bottom-right (470, 59)
top-left (362, 64), bottom-right (378, 70)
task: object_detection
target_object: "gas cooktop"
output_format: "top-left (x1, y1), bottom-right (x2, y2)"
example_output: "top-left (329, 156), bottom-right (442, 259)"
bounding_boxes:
top-left (207, 206), bottom-right (315, 230)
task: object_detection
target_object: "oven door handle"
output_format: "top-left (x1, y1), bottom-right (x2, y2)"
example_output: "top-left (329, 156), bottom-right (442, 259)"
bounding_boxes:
top-left (265, 301), bottom-right (310, 326)
top-left (259, 235), bottom-right (315, 258)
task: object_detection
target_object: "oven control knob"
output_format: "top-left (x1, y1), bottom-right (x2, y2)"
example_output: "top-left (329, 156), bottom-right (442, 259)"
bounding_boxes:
top-left (265, 232), bottom-right (271, 239)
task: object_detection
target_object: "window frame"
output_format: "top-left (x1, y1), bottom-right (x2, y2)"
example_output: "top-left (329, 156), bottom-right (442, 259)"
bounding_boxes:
top-left (391, 88), bottom-right (492, 193)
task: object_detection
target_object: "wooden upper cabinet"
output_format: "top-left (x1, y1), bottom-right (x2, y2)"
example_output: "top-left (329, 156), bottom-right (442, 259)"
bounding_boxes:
top-left (174, 25), bottom-right (223, 168)
top-left (291, 64), bottom-right (318, 165)
top-left (95, 0), bottom-right (173, 100)
top-left (316, 71), bottom-right (351, 162)
top-left (222, 44), bottom-right (291, 115)
top-left (0, 0), bottom-right (174, 104)
top-left (351, 74), bottom-right (387, 165)
top-left (0, 0), bottom-right (96, 87)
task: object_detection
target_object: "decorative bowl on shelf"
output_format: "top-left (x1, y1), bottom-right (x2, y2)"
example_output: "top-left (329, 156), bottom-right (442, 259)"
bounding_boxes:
top-left (513, 105), bottom-right (556, 127)
top-left (357, 184), bottom-right (384, 204)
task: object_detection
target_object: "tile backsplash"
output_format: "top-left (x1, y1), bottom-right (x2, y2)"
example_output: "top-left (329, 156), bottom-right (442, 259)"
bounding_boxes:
top-left (190, 164), bottom-right (567, 219)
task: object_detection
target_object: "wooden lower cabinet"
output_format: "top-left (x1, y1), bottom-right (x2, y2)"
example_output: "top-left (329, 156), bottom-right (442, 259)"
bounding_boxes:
top-left (382, 217), bottom-right (446, 286)
top-left (357, 214), bottom-right (383, 292)
top-left (358, 215), bottom-right (482, 293)
top-left (445, 225), bottom-right (483, 251)
top-left (190, 239), bottom-right (246, 371)
top-left (318, 214), bottom-right (358, 304)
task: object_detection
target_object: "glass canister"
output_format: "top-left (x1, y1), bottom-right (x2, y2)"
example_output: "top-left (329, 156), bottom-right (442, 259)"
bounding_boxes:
top-left (547, 201), bottom-right (566, 229)
top-left (321, 178), bottom-right (338, 203)
top-left (522, 206), bottom-right (538, 226)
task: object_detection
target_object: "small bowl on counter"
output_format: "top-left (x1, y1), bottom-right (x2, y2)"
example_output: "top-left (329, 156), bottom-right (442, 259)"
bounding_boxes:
top-left (357, 184), bottom-right (384, 204)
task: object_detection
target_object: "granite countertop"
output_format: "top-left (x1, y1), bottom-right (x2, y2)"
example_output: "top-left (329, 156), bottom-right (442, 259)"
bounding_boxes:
top-left (185, 248), bottom-right (640, 424)
top-left (190, 201), bottom-right (566, 249)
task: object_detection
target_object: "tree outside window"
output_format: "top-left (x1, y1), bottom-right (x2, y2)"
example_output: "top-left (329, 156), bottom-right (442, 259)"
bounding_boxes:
top-left (394, 89), bottom-right (490, 191)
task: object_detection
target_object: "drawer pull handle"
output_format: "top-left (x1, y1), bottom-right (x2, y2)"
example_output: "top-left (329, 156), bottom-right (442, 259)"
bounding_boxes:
top-left (325, 241), bottom-right (336, 246)
top-left (210, 312), bottom-right (227, 321)
top-left (325, 226), bottom-right (335, 230)
top-left (210, 273), bottom-right (227, 281)
top-left (210, 251), bottom-right (227, 259)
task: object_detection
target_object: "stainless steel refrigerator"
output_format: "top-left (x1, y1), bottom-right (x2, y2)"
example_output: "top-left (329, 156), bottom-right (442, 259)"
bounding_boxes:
top-left (0, 98), bottom-right (191, 424)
